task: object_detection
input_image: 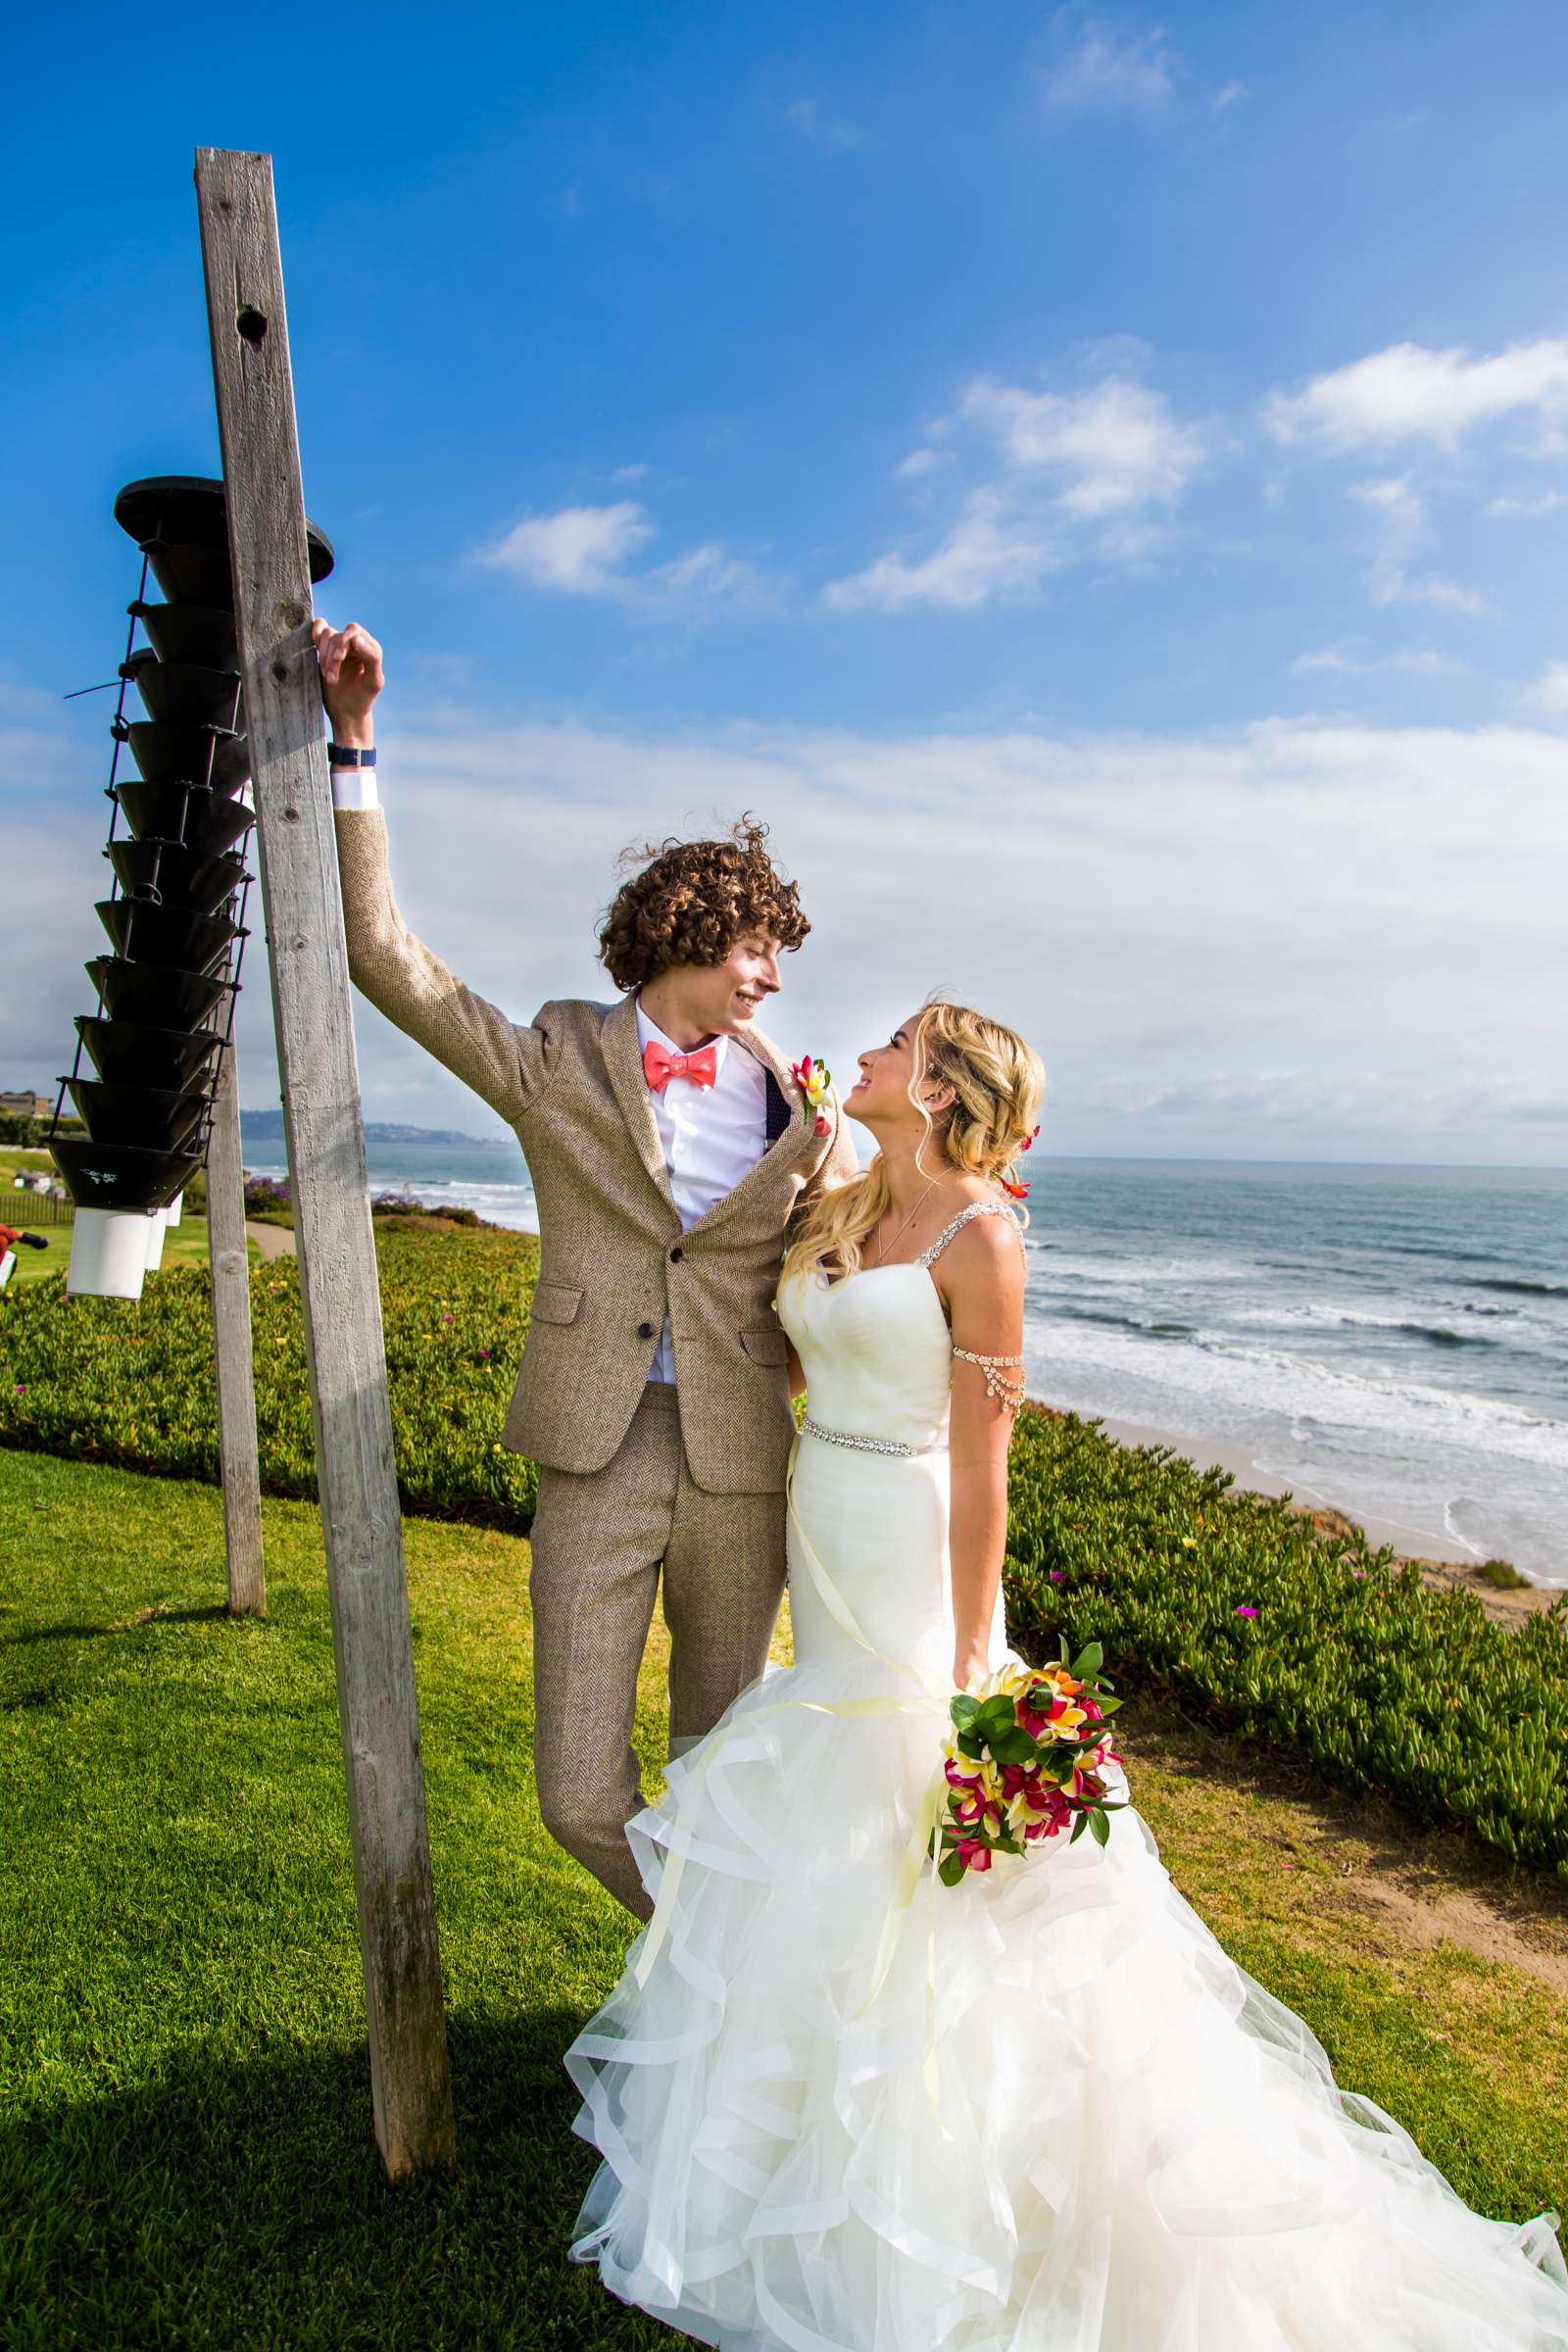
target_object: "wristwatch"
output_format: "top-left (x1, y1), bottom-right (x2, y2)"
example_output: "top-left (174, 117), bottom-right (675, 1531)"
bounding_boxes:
top-left (327, 743), bottom-right (376, 766)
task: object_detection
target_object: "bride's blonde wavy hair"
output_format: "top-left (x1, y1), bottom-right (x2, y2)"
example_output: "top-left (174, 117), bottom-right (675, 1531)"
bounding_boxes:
top-left (781, 999), bottom-right (1046, 1287)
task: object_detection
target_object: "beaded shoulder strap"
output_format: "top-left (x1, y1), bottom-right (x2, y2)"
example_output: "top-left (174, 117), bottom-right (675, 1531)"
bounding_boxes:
top-left (914, 1198), bottom-right (1025, 1272)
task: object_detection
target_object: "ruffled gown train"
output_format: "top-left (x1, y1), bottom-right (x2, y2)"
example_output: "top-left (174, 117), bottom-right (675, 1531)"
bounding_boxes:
top-left (564, 1234), bottom-right (1568, 2350)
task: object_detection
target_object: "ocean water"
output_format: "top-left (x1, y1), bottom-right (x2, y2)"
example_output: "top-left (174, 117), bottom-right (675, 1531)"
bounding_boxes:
top-left (243, 1140), bottom-right (1568, 1588)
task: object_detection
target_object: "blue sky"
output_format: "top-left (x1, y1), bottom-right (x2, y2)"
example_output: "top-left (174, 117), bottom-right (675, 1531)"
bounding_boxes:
top-left (4, 1), bottom-right (1565, 1163)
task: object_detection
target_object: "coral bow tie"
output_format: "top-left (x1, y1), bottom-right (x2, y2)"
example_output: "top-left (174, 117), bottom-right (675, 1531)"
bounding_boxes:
top-left (643, 1040), bottom-right (718, 1094)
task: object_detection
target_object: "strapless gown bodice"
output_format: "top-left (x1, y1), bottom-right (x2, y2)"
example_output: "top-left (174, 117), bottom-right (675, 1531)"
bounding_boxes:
top-left (780, 1262), bottom-right (956, 1451)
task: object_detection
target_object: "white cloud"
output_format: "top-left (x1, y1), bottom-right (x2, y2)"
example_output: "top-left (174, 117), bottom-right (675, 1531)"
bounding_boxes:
top-left (960, 373), bottom-right (1206, 515)
top-left (1346, 475), bottom-right (1491, 618)
top-left (1371, 571), bottom-right (1493, 616)
top-left (15, 703), bottom-right (1558, 1165)
top-left (823, 489), bottom-right (1057, 612)
top-left (828, 368), bottom-right (1206, 611)
top-left (1293, 643), bottom-right (1453, 677)
top-left (1264, 337), bottom-right (1568, 456)
top-left (1210, 78), bottom-right (1247, 113)
top-left (478, 502), bottom-right (654, 595)
top-left (1519, 661), bottom-right (1568, 721)
top-left (611, 463), bottom-right (652, 485)
top-left (645, 542), bottom-right (763, 604)
top-left (782, 95), bottom-right (863, 149)
top-left (476, 502), bottom-right (758, 608)
top-left (1038, 20), bottom-right (1179, 113)
top-left (1486, 489), bottom-right (1565, 518)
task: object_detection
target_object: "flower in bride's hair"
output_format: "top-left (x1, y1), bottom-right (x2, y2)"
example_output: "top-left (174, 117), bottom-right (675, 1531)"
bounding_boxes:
top-left (1019, 1124), bottom-right (1040, 1153)
top-left (998, 1175), bottom-right (1030, 1200)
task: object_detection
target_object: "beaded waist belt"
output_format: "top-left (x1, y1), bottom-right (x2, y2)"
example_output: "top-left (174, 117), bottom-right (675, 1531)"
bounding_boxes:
top-left (800, 1415), bottom-right (947, 1460)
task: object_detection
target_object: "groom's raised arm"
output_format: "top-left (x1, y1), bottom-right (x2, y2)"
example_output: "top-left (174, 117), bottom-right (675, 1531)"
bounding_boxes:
top-left (331, 804), bottom-right (547, 1127)
top-left (314, 615), bottom-right (549, 1128)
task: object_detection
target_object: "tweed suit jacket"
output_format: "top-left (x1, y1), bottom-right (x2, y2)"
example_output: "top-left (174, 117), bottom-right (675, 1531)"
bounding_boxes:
top-left (332, 807), bottom-right (858, 1494)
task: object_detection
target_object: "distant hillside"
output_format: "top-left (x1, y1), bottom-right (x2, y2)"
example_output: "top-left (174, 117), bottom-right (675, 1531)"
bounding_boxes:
top-left (239, 1109), bottom-right (505, 1148)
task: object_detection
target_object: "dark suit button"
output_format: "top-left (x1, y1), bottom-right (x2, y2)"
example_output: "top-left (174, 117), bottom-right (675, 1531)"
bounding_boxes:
top-left (669, 1246), bottom-right (684, 1262)
top-left (637, 1320), bottom-right (656, 1339)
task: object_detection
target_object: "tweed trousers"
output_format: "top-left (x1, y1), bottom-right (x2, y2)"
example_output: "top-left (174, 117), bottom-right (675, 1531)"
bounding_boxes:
top-left (528, 1383), bottom-right (788, 1920)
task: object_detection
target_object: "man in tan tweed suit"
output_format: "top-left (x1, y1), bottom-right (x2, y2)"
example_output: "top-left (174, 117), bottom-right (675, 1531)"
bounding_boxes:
top-left (315, 617), bottom-right (856, 1920)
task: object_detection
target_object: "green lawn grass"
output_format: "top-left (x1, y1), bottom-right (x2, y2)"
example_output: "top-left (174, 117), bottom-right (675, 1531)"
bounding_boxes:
top-left (1, 1450), bottom-right (1563, 2349)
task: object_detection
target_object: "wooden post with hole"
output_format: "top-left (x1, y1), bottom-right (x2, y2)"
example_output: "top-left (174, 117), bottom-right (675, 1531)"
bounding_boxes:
top-left (206, 1037), bottom-right (266, 1615)
top-left (194, 144), bottom-right (457, 2178)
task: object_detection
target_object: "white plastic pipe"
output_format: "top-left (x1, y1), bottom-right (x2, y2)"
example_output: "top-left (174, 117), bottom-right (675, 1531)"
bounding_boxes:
top-left (144, 1206), bottom-right (169, 1272)
top-left (67, 1207), bottom-right (152, 1299)
top-left (165, 1190), bottom-right (184, 1228)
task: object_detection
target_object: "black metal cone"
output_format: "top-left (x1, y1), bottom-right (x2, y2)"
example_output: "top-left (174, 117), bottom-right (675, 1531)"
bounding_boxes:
top-left (68, 1077), bottom-right (209, 1152)
top-left (125, 719), bottom-right (249, 797)
top-left (74, 1015), bottom-right (224, 1093)
top-left (84, 956), bottom-right (232, 1030)
top-left (129, 602), bottom-right (237, 671)
top-left (51, 1137), bottom-right (202, 1214)
top-left (95, 898), bottom-right (239, 976)
top-left (115, 779), bottom-right (254, 859)
top-left (107, 838), bottom-right (248, 916)
top-left (114, 477), bottom-right (335, 612)
top-left (124, 650), bottom-right (244, 732)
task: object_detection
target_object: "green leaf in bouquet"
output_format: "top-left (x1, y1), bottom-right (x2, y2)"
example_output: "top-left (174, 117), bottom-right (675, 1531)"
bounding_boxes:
top-left (939, 1852), bottom-right (969, 1888)
top-left (1069, 1810), bottom-right (1090, 1843)
top-left (1071, 1641), bottom-right (1103, 1678)
top-left (956, 1731), bottom-right (987, 1761)
top-left (993, 1728), bottom-right (1039, 1765)
top-left (950, 1694), bottom-right (981, 1730)
top-left (1089, 1807), bottom-right (1110, 1847)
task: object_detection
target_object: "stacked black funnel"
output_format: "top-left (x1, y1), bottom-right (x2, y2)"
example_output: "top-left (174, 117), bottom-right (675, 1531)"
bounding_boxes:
top-left (50, 476), bottom-right (333, 1295)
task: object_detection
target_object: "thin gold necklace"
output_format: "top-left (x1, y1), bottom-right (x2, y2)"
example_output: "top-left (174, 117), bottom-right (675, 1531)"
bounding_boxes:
top-left (873, 1176), bottom-right (939, 1264)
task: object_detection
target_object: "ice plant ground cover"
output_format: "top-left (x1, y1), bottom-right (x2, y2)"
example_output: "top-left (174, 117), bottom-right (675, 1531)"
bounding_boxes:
top-left (0, 1448), bottom-right (1563, 2349)
top-left (0, 1222), bottom-right (1564, 1879)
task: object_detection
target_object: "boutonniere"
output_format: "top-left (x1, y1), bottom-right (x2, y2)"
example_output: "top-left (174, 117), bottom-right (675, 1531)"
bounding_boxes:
top-left (792, 1054), bottom-right (834, 1138)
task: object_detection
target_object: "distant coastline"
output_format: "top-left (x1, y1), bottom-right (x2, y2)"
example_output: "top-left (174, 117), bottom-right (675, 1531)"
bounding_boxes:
top-left (239, 1110), bottom-right (509, 1149)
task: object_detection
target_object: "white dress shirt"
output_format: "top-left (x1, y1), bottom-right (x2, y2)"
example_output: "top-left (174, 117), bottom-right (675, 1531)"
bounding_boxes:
top-left (634, 1000), bottom-right (769, 1381)
top-left (329, 761), bottom-right (773, 1384)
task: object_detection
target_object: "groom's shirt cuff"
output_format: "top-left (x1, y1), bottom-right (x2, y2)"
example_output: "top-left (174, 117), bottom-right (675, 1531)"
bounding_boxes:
top-left (329, 763), bottom-right (379, 811)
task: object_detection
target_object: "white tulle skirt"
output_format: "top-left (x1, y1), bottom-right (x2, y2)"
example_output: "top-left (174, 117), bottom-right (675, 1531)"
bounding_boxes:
top-left (563, 1645), bottom-right (1568, 2351)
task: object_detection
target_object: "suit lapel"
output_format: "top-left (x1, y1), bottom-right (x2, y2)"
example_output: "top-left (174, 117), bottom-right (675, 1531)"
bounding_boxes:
top-left (602, 993), bottom-right (679, 1215)
top-left (684, 1025), bottom-right (817, 1242)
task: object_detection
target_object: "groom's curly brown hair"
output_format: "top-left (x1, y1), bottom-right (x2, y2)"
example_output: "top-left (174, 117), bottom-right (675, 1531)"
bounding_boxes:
top-left (597, 814), bottom-right (810, 991)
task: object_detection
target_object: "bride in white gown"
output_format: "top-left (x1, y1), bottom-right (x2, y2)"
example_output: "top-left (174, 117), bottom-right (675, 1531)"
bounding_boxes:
top-left (564, 1001), bottom-right (1568, 2351)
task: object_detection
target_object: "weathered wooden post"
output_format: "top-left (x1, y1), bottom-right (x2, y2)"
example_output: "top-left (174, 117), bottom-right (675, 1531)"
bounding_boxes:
top-left (205, 1039), bottom-right (266, 1616)
top-left (194, 144), bottom-right (457, 2177)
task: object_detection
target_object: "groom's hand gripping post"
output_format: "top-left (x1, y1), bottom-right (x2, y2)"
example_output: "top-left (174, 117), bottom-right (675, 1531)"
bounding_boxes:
top-left (313, 617), bottom-right (383, 751)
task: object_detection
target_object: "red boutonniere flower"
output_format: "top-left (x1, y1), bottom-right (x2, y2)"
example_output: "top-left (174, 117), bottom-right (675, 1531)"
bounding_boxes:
top-left (793, 1054), bottom-right (832, 1139)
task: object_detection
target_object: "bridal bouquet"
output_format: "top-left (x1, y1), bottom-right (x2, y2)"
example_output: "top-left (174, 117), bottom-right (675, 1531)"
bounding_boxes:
top-left (931, 1645), bottom-right (1126, 1885)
